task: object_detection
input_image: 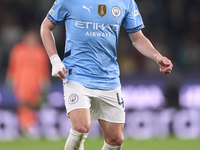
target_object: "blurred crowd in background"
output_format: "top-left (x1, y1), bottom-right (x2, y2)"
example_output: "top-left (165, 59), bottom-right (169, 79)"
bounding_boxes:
top-left (0, 0), bottom-right (200, 81)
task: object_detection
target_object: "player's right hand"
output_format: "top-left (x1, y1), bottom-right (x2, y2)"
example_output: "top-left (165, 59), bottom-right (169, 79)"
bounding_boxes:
top-left (50, 54), bottom-right (67, 80)
top-left (52, 63), bottom-right (67, 80)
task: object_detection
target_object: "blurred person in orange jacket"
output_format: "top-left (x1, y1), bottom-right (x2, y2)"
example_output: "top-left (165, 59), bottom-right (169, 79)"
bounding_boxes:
top-left (6, 29), bottom-right (50, 136)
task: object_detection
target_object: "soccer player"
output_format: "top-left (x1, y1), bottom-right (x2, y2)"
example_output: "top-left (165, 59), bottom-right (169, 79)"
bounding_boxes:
top-left (7, 30), bottom-right (50, 137)
top-left (40, 0), bottom-right (173, 149)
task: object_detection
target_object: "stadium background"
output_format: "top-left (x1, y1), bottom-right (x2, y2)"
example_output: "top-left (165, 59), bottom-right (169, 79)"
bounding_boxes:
top-left (0, 0), bottom-right (200, 149)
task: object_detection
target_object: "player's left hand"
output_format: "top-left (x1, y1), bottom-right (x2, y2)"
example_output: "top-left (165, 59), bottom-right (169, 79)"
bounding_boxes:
top-left (156, 56), bottom-right (173, 74)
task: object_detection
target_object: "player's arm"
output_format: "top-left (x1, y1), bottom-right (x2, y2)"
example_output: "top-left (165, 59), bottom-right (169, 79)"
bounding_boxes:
top-left (40, 17), bottom-right (66, 80)
top-left (129, 30), bottom-right (173, 74)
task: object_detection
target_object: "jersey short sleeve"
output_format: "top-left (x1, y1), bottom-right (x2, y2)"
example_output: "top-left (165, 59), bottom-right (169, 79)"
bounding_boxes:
top-left (47, 0), bottom-right (68, 25)
top-left (122, 0), bottom-right (145, 33)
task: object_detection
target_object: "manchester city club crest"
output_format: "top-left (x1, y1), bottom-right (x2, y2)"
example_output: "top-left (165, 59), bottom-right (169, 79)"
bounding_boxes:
top-left (68, 94), bottom-right (79, 104)
top-left (112, 6), bottom-right (121, 17)
top-left (98, 4), bottom-right (107, 17)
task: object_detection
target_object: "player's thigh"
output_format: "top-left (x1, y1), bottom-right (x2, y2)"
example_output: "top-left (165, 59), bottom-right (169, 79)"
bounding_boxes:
top-left (69, 108), bottom-right (91, 133)
top-left (63, 80), bottom-right (91, 113)
top-left (99, 119), bottom-right (124, 145)
top-left (93, 86), bottom-right (125, 123)
top-left (63, 81), bottom-right (91, 132)
top-left (97, 87), bottom-right (125, 145)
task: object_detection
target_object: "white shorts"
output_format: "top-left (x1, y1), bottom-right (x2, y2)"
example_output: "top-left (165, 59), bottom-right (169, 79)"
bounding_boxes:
top-left (63, 81), bottom-right (125, 123)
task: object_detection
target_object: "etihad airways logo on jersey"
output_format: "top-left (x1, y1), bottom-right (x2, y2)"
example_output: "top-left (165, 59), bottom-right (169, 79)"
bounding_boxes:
top-left (75, 21), bottom-right (119, 37)
top-left (75, 21), bottom-right (119, 31)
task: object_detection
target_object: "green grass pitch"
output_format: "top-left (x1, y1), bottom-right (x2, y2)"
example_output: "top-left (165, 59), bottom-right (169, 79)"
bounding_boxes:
top-left (0, 136), bottom-right (200, 150)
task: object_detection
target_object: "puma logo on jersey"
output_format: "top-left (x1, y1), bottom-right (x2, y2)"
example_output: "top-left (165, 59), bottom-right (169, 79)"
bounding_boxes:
top-left (82, 5), bottom-right (92, 13)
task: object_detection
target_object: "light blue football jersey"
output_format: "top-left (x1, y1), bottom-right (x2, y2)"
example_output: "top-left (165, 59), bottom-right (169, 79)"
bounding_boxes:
top-left (47, 0), bottom-right (144, 90)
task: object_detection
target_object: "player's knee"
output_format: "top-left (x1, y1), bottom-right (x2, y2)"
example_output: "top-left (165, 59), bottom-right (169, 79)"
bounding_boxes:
top-left (106, 135), bottom-right (124, 146)
top-left (73, 123), bottom-right (91, 133)
top-left (114, 136), bottom-right (124, 146)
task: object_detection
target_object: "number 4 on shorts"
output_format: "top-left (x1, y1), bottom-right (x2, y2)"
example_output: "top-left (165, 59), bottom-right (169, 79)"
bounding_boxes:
top-left (116, 93), bottom-right (124, 108)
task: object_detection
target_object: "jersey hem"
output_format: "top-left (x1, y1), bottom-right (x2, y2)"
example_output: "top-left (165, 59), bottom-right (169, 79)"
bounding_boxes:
top-left (63, 78), bottom-right (120, 91)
